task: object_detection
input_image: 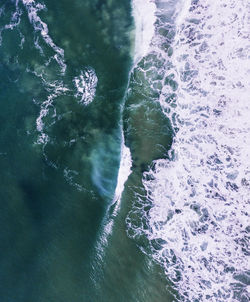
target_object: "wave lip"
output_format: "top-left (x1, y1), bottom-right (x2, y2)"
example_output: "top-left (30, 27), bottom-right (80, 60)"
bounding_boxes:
top-left (113, 137), bottom-right (132, 204)
top-left (131, 0), bottom-right (156, 63)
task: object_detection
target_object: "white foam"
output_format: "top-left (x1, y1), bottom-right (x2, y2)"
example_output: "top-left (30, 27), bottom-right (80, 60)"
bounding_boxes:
top-left (4, 7), bottom-right (22, 30)
top-left (132, 0), bottom-right (156, 63)
top-left (128, 0), bottom-right (250, 301)
top-left (34, 80), bottom-right (69, 145)
top-left (0, 1), bottom-right (22, 45)
top-left (73, 69), bottom-right (98, 106)
top-left (174, 0), bottom-right (191, 29)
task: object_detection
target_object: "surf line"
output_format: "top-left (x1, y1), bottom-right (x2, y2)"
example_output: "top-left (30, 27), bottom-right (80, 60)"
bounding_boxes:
top-left (88, 0), bottom-right (157, 279)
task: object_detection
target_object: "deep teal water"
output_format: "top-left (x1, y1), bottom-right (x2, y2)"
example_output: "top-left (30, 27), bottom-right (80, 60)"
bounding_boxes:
top-left (0, 1), bottom-right (175, 301)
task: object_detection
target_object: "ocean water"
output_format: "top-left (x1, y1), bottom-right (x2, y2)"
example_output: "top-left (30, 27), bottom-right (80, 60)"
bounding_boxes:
top-left (0, 0), bottom-right (249, 302)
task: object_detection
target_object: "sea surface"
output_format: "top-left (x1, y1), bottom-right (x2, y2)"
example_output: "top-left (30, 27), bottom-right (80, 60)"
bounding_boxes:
top-left (0, 0), bottom-right (249, 301)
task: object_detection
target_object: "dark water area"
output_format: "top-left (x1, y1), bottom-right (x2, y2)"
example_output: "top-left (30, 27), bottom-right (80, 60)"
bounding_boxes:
top-left (0, 0), bottom-right (130, 300)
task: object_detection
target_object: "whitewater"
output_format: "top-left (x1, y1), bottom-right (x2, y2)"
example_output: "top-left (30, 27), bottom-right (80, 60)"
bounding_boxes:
top-left (127, 0), bottom-right (250, 301)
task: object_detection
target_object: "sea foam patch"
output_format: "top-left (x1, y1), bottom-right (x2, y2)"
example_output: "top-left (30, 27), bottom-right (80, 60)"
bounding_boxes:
top-left (131, 0), bottom-right (156, 63)
top-left (127, 0), bottom-right (250, 301)
top-left (73, 69), bottom-right (98, 106)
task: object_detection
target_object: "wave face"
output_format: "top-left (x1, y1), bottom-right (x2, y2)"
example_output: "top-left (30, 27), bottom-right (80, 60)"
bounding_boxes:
top-left (127, 0), bottom-right (250, 301)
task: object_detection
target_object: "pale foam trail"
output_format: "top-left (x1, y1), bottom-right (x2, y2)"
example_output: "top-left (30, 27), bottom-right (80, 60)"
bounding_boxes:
top-left (34, 79), bottom-right (69, 145)
top-left (0, 2), bottom-right (22, 46)
top-left (129, 0), bottom-right (250, 301)
top-left (21, 0), bottom-right (66, 74)
top-left (131, 0), bottom-right (156, 63)
top-left (63, 167), bottom-right (86, 192)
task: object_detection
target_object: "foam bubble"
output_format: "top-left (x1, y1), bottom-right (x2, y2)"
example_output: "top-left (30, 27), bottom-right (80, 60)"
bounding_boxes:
top-left (73, 69), bottom-right (98, 106)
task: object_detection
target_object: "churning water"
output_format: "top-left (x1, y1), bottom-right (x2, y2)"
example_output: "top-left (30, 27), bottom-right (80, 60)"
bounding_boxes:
top-left (127, 0), bottom-right (250, 301)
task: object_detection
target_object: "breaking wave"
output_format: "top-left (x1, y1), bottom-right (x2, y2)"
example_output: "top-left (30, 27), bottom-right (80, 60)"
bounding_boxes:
top-left (127, 0), bottom-right (250, 301)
